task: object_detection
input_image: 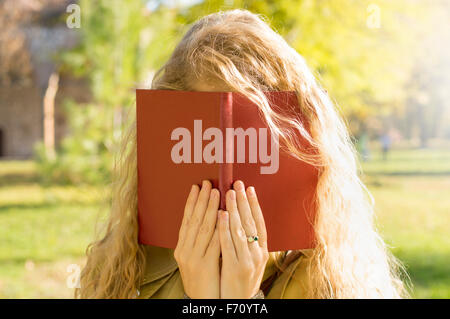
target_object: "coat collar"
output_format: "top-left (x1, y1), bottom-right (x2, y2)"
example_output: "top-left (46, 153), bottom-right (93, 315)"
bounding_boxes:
top-left (140, 244), bottom-right (312, 286)
top-left (140, 245), bottom-right (283, 284)
top-left (141, 245), bottom-right (179, 284)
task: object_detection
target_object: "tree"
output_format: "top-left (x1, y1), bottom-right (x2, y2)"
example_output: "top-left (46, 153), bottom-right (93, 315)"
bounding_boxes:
top-left (36, 0), bottom-right (181, 184)
top-left (179, 0), bottom-right (425, 137)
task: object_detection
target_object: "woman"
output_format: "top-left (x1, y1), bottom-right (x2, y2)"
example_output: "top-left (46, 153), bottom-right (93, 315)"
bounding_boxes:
top-left (76, 9), bottom-right (407, 299)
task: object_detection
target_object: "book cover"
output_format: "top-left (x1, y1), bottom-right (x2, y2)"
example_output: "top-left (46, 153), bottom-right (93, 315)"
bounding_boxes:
top-left (136, 89), bottom-right (318, 252)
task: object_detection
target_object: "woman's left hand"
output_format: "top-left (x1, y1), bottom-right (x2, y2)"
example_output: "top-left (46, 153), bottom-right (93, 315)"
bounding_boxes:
top-left (218, 180), bottom-right (269, 299)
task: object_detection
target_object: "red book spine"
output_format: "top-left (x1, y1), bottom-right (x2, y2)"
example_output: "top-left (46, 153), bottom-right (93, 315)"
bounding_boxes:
top-left (219, 92), bottom-right (233, 210)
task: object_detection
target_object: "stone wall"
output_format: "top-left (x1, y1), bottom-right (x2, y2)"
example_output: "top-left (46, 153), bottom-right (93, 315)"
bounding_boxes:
top-left (0, 86), bottom-right (42, 158)
top-left (0, 77), bottom-right (90, 158)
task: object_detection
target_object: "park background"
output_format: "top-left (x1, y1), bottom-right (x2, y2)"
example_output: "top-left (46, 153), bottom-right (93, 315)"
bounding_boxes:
top-left (0, 0), bottom-right (449, 298)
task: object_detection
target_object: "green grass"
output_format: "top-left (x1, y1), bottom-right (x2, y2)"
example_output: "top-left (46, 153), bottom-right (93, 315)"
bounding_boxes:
top-left (0, 161), bottom-right (106, 298)
top-left (0, 148), bottom-right (449, 298)
top-left (362, 148), bottom-right (450, 176)
top-left (361, 149), bottom-right (450, 299)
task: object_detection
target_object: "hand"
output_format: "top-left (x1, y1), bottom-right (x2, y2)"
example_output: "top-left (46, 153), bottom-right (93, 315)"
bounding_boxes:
top-left (174, 180), bottom-right (221, 299)
top-left (218, 180), bottom-right (269, 299)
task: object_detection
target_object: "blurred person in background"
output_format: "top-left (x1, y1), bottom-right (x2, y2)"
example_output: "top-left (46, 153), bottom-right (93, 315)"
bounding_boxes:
top-left (381, 132), bottom-right (392, 161)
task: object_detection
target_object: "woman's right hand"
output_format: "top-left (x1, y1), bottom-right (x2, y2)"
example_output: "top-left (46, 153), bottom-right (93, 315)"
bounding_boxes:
top-left (174, 180), bottom-right (221, 299)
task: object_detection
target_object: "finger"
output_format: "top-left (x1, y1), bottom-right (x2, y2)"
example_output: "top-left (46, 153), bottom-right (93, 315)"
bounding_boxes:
top-left (226, 189), bottom-right (250, 261)
top-left (184, 180), bottom-right (212, 249)
top-left (233, 180), bottom-right (258, 250)
top-left (246, 186), bottom-right (268, 249)
top-left (194, 188), bottom-right (220, 256)
top-left (178, 184), bottom-right (200, 247)
top-left (205, 226), bottom-right (220, 260)
top-left (218, 210), bottom-right (237, 261)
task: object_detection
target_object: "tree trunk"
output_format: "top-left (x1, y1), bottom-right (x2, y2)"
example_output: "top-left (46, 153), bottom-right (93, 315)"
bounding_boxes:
top-left (43, 72), bottom-right (59, 158)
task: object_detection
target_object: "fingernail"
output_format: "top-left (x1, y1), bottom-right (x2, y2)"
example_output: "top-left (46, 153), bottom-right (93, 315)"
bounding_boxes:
top-left (248, 186), bottom-right (256, 197)
top-left (202, 180), bottom-right (208, 188)
top-left (234, 180), bottom-right (244, 191)
top-left (211, 188), bottom-right (218, 198)
top-left (228, 190), bottom-right (236, 200)
top-left (222, 211), bottom-right (228, 219)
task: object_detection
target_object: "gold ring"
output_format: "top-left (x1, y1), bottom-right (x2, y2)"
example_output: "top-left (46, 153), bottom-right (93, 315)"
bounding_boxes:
top-left (247, 235), bottom-right (259, 243)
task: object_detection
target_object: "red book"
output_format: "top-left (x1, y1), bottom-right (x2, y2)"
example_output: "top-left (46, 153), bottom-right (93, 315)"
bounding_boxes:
top-left (136, 89), bottom-right (318, 252)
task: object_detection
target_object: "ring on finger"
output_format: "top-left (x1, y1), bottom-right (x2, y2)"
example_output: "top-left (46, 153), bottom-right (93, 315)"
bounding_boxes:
top-left (247, 235), bottom-right (259, 243)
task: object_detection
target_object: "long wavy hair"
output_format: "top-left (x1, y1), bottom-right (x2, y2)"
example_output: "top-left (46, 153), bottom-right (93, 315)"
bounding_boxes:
top-left (76, 9), bottom-right (408, 299)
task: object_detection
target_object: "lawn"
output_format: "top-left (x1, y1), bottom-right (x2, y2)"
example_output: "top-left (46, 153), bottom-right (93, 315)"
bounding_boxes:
top-left (361, 148), bottom-right (450, 298)
top-left (0, 161), bottom-right (105, 298)
top-left (0, 148), bottom-right (449, 298)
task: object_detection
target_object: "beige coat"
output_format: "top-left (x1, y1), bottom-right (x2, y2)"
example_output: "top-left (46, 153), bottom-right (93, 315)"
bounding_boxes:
top-left (137, 245), bottom-right (312, 299)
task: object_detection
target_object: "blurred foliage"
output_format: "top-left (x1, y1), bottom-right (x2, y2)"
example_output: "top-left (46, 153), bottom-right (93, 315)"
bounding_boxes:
top-left (36, 0), bottom-right (431, 184)
top-left (35, 101), bottom-right (114, 184)
top-left (180, 0), bottom-right (427, 130)
top-left (36, 0), bottom-right (181, 184)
